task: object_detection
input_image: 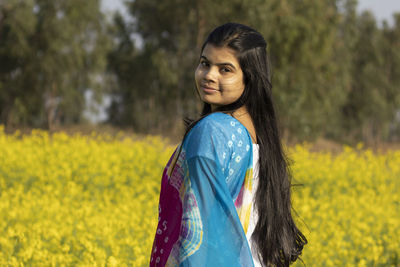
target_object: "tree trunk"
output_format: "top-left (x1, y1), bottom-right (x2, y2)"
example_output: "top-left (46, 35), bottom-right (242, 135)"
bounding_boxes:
top-left (45, 83), bottom-right (58, 132)
top-left (1, 101), bottom-right (14, 133)
top-left (362, 122), bottom-right (373, 146)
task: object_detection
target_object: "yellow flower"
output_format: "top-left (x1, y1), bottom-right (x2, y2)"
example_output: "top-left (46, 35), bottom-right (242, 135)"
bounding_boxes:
top-left (0, 126), bottom-right (398, 266)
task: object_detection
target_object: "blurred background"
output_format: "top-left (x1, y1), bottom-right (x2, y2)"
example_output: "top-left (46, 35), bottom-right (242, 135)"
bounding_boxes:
top-left (1, 1), bottom-right (400, 266)
top-left (1, 0), bottom-right (400, 146)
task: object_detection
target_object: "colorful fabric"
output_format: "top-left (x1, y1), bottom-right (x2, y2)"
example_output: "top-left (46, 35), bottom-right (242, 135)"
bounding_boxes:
top-left (246, 144), bottom-right (263, 266)
top-left (150, 112), bottom-right (255, 267)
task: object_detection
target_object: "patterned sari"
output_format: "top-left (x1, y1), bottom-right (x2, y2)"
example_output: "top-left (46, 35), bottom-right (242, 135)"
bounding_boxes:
top-left (150, 112), bottom-right (256, 266)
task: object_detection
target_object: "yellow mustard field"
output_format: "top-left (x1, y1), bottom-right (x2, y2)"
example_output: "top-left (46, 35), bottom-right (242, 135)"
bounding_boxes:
top-left (0, 126), bottom-right (399, 266)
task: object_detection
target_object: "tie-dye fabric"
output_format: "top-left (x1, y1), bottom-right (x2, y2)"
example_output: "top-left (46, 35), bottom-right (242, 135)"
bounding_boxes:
top-left (150, 112), bottom-right (255, 267)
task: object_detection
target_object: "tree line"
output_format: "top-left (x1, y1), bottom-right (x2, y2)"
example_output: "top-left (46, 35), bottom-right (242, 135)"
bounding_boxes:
top-left (1, 0), bottom-right (399, 144)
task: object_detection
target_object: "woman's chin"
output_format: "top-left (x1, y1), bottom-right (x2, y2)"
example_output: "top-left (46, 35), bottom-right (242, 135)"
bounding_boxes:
top-left (201, 96), bottom-right (219, 107)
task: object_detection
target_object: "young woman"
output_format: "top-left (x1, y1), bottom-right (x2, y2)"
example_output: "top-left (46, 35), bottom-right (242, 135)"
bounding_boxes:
top-left (150, 23), bottom-right (307, 267)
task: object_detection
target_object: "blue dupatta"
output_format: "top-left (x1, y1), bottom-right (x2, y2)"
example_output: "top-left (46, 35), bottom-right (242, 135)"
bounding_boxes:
top-left (150, 112), bottom-right (255, 266)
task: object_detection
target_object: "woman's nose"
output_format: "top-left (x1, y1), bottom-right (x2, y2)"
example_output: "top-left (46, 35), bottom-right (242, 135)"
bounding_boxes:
top-left (204, 67), bottom-right (217, 82)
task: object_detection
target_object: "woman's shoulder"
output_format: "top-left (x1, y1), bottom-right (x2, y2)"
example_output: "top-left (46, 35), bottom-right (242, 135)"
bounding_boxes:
top-left (193, 112), bottom-right (246, 134)
top-left (184, 112), bottom-right (252, 159)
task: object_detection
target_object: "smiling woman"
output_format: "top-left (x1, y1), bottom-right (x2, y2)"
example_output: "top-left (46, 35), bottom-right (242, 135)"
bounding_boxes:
top-left (195, 44), bottom-right (245, 109)
top-left (150, 23), bottom-right (306, 267)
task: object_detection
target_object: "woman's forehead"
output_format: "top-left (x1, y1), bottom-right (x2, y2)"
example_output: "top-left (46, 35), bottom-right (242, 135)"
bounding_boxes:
top-left (201, 44), bottom-right (240, 67)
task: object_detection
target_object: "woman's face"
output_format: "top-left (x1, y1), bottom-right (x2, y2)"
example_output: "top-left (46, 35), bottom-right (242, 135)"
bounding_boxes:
top-left (195, 43), bottom-right (245, 109)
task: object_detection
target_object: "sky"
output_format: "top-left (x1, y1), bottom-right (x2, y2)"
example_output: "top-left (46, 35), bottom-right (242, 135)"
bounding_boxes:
top-left (357, 0), bottom-right (400, 25)
top-left (101, 0), bottom-right (400, 26)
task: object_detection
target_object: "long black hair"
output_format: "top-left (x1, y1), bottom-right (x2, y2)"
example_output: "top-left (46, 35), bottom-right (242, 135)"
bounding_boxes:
top-left (185, 23), bottom-right (307, 266)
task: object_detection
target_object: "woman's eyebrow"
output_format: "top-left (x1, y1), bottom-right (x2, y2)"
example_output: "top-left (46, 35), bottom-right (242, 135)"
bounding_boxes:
top-left (200, 55), bottom-right (236, 70)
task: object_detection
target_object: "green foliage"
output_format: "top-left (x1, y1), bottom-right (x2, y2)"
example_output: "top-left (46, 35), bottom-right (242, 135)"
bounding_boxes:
top-left (341, 11), bottom-right (400, 143)
top-left (0, 0), bottom-right (110, 130)
top-left (1, 0), bottom-right (399, 143)
top-left (248, 0), bottom-right (348, 140)
top-left (110, 0), bottom-right (400, 142)
top-left (107, 0), bottom-right (260, 134)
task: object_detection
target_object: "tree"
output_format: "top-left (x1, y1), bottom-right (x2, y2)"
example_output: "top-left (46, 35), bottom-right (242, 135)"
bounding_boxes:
top-left (341, 11), bottom-right (400, 144)
top-left (245, 0), bottom-right (349, 141)
top-left (0, 0), bottom-right (110, 131)
top-left (0, 0), bottom-right (37, 129)
top-left (108, 0), bottom-right (346, 139)
top-left (381, 14), bottom-right (400, 141)
top-left (108, 0), bottom-right (400, 143)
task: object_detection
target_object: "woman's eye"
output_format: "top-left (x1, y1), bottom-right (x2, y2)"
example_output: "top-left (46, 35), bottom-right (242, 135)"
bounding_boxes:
top-left (221, 67), bottom-right (231, 73)
top-left (200, 61), bottom-right (209, 67)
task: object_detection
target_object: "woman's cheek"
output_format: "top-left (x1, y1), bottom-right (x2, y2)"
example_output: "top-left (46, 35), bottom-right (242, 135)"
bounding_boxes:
top-left (194, 68), bottom-right (201, 83)
top-left (221, 76), bottom-right (245, 92)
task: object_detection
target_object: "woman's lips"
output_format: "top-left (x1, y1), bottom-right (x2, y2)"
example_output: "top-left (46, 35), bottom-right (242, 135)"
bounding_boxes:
top-left (201, 85), bottom-right (219, 94)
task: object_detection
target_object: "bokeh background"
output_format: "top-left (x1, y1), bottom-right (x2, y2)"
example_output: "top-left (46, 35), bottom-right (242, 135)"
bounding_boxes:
top-left (0, 0), bottom-right (399, 266)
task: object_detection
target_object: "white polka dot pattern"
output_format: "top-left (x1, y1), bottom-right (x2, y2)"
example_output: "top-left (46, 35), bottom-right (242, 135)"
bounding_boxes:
top-left (223, 120), bottom-right (252, 186)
